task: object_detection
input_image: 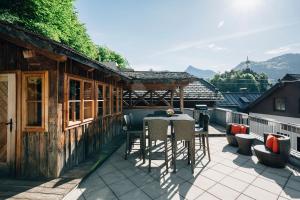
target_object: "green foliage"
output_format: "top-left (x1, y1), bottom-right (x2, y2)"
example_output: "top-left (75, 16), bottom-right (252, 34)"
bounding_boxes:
top-left (210, 69), bottom-right (270, 92)
top-left (0, 0), bottom-right (128, 69)
top-left (97, 46), bottom-right (129, 69)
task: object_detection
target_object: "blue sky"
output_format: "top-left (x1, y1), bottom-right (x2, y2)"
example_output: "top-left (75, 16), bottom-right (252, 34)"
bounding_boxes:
top-left (75, 0), bottom-right (300, 72)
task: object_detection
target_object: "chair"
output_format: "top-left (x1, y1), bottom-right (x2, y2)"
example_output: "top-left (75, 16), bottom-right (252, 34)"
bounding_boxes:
top-left (123, 114), bottom-right (144, 160)
top-left (172, 120), bottom-right (195, 173)
top-left (254, 133), bottom-right (290, 168)
top-left (147, 119), bottom-right (169, 172)
top-left (195, 114), bottom-right (211, 160)
top-left (226, 123), bottom-right (250, 146)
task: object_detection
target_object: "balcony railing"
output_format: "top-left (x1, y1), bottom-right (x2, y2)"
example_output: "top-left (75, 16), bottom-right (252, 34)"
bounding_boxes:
top-left (211, 108), bottom-right (300, 158)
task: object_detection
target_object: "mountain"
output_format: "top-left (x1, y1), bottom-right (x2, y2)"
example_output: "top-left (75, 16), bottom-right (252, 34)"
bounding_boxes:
top-left (234, 53), bottom-right (300, 82)
top-left (185, 65), bottom-right (216, 79)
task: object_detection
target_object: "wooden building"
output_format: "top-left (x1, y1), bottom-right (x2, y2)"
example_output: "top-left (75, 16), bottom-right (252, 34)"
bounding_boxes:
top-left (0, 22), bottom-right (129, 178)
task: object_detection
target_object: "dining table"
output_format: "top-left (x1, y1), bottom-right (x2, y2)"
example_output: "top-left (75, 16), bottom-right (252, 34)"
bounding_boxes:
top-left (142, 113), bottom-right (195, 162)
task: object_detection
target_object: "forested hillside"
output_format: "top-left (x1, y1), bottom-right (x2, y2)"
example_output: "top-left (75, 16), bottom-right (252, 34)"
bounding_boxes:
top-left (0, 0), bottom-right (128, 69)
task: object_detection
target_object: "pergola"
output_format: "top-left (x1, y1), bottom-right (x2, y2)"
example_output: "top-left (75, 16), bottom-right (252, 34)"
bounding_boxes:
top-left (122, 71), bottom-right (196, 112)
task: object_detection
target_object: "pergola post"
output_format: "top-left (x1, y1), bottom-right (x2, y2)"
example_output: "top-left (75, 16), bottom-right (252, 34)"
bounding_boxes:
top-left (179, 86), bottom-right (184, 113)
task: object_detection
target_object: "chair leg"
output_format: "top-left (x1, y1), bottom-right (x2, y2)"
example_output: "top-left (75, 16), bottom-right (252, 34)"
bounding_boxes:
top-left (173, 141), bottom-right (177, 173)
top-left (191, 140), bottom-right (195, 174)
top-left (187, 141), bottom-right (191, 165)
top-left (148, 139), bottom-right (152, 172)
top-left (205, 134), bottom-right (211, 161)
top-left (124, 131), bottom-right (129, 160)
top-left (165, 140), bottom-right (168, 173)
top-left (202, 134), bottom-right (206, 155)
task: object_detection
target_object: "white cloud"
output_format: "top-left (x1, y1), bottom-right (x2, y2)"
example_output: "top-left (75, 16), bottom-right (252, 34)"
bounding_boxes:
top-left (218, 20), bottom-right (224, 28)
top-left (149, 21), bottom-right (300, 57)
top-left (207, 43), bottom-right (227, 51)
top-left (265, 43), bottom-right (300, 55)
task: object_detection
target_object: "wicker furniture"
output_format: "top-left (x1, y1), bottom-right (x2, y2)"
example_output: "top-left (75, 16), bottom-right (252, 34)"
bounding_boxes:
top-left (226, 123), bottom-right (250, 146)
top-left (254, 133), bottom-right (290, 168)
top-left (236, 134), bottom-right (255, 155)
top-left (123, 114), bottom-right (144, 160)
top-left (195, 114), bottom-right (211, 160)
top-left (173, 120), bottom-right (195, 173)
top-left (147, 119), bottom-right (169, 172)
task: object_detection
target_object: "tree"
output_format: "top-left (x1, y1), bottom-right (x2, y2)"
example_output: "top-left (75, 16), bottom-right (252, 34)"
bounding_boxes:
top-left (210, 69), bottom-right (270, 92)
top-left (0, 0), bottom-right (128, 69)
top-left (97, 46), bottom-right (129, 69)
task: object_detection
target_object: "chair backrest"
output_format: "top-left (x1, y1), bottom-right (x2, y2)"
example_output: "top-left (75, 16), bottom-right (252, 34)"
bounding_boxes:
top-left (148, 119), bottom-right (169, 141)
top-left (153, 110), bottom-right (166, 116)
top-left (123, 115), bottom-right (131, 128)
top-left (173, 120), bottom-right (195, 141)
top-left (198, 113), bottom-right (204, 128)
top-left (203, 114), bottom-right (210, 132)
top-left (263, 132), bottom-right (291, 156)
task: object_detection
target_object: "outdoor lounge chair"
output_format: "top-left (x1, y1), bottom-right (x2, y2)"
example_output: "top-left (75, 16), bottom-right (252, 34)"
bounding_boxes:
top-left (254, 133), bottom-right (290, 168)
top-left (226, 123), bottom-right (250, 146)
top-left (147, 119), bottom-right (169, 172)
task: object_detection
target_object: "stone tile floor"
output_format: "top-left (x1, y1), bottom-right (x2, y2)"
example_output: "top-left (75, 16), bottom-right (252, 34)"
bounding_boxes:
top-left (65, 137), bottom-right (300, 200)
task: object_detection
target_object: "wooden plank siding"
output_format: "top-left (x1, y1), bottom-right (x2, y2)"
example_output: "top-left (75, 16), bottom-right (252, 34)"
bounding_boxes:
top-left (0, 38), bottom-right (124, 178)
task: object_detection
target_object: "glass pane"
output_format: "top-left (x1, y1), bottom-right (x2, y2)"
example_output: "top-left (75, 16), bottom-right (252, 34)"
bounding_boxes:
top-left (84, 82), bottom-right (93, 100)
top-left (69, 102), bottom-right (81, 122)
top-left (69, 80), bottom-right (81, 100)
top-left (113, 87), bottom-right (117, 113)
top-left (106, 86), bottom-right (110, 115)
top-left (84, 101), bottom-right (93, 119)
top-left (27, 77), bottom-right (42, 101)
top-left (27, 102), bottom-right (42, 126)
top-left (98, 101), bottom-right (103, 117)
top-left (98, 85), bottom-right (103, 100)
top-left (118, 88), bottom-right (122, 112)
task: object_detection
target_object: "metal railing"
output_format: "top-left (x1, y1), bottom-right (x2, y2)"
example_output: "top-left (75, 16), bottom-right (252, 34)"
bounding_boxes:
top-left (211, 108), bottom-right (300, 156)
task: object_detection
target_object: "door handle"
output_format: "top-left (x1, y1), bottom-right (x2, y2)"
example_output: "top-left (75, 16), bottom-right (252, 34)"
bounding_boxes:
top-left (5, 118), bottom-right (13, 132)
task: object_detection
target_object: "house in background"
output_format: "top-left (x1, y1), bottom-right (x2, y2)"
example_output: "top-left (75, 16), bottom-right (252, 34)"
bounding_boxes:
top-left (217, 92), bottom-right (261, 112)
top-left (248, 74), bottom-right (300, 125)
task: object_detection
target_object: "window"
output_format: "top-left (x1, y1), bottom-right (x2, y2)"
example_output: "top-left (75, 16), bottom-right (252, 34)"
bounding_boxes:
top-left (118, 87), bottom-right (122, 113)
top-left (83, 81), bottom-right (94, 120)
top-left (274, 98), bottom-right (286, 111)
top-left (23, 72), bottom-right (48, 131)
top-left (112, 86), bottom-right (117, 113)
top-left (68, 79), bottom-right (81, 125)
top-left (67, 77), bottom-right (96, 126)
top-left (105, 85), bottom-right (111, 115)
top-left (97, 83), bottom-right (104, 117)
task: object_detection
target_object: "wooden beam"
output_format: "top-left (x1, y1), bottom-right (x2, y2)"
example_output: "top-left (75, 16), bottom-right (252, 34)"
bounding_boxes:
top-left (171, 90), bottom-right (174, 107)
top-left (179, 86), bottom-right (184, 113)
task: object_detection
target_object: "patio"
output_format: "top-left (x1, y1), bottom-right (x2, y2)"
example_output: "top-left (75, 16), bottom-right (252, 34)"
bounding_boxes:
top-left (65, 126), bottom-right (300, 200)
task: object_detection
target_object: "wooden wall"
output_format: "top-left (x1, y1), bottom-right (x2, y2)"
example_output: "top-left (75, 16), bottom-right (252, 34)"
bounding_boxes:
top-left (0, 38), bottom-right (124, 178)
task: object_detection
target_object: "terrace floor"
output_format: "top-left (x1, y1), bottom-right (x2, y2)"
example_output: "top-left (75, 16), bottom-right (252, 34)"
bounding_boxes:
top-left (65, 132), bottom-right (300, 200)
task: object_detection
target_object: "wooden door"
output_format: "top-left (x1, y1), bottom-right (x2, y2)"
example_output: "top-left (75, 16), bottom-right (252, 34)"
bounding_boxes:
top-left (0, 74), bottom-right (16, 176)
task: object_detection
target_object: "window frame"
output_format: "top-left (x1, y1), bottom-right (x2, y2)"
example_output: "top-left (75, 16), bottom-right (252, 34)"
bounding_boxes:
top-left (274, 97), bottom-right (286, 112)
top-left (66, 75), bottom-right (95, 128)
top-left (82, 80), bottom-right (94, 122)
top-left (96, 82), bottom-right (105, 118)
top-left (105, 84), bottom-right (111, 116)
top-left (22, 71), bottom-right (48, 132)
top-left (118, 87), bottom-right (123, 113)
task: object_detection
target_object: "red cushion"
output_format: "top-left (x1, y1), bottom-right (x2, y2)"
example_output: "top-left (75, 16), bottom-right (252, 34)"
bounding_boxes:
top-left (240, 125), bottom-right (247, 134)
top-left (266, 134), bottom-right (279, 153)
top-left (272, 137), bottom-right (279, 153)
top-left (231, 124), bottom-right (241, 135)
top-left (266, 135), bottom-right (274, 150)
